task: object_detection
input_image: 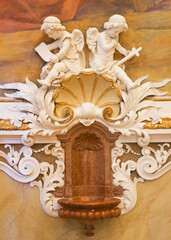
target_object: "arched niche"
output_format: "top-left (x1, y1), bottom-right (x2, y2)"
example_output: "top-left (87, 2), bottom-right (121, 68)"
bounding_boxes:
top-left (57, 122), bottom-right (122, 199)
top-left (57, 123), bottom-right (122, 236)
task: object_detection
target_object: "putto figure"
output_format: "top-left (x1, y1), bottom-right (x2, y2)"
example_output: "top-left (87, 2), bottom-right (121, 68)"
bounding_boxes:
top-left (35, 16), bottom-right (85, 87)
top-left (86, 14), bottom-right (141, 90)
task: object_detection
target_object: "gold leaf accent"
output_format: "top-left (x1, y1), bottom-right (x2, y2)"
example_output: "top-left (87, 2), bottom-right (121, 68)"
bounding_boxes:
top-left (53, 88), bottom-right (60, 101)
top-left (55, 102), bottom-right (77, 107)
top-left (59, 107), bottom-right (74, 124)
top-left (95, 86), bottom-right (116, 106)
top-left (146, 98), bottom-right (171, 101)
top-left (77, 76), bottom-right (86, 102)
top-left (0, 119), bottom-right (29, 130)
top-left (144, 118), bottom-right (171, 129)
top-left (61, 86), bottom-right (81, 105)
top-left (103, 107), bottom-right (115, 123)
top-left (99, 102), bottom-right (119, 108)
top-left (90, 74), bottom-right (98, 103)
top-left (0, 98), bottom-right (23, 102)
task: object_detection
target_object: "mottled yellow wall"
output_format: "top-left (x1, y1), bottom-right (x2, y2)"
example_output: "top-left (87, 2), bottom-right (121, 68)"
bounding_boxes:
top-left (0, 145), bottom-right (171, 240)
top-left (0, 1), bottom-right (171, 239)
top-left (0, 1), bottom-right (171, 94)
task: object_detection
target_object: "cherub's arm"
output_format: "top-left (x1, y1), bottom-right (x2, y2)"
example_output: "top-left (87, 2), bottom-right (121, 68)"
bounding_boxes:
top-left (51, 38), bottom-right (71, 63)
top-left (47, 41), bottom-right (58, 51)
top-left (116, 42), bottom-right (128, 56)
top-left (99, 34), bottom-right (117, 51)
top-left (56, 38), bottom-right (71, 59)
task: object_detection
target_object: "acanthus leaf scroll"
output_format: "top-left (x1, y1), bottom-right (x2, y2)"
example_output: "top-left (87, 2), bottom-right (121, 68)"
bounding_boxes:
top-left (0, 142), bottom-right (65, 217)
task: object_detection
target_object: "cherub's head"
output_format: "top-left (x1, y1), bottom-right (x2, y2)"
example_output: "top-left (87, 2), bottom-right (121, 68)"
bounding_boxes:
top-left (41, 16), bottom-right (66, 39)
top-left (104, 15), bottom-right (128, 37)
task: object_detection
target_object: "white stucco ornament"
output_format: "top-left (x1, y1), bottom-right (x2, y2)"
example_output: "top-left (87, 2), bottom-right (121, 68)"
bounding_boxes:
top-left (112, 141), bottom-right (171, 215)
top-left (35, 16), bottom-right (85, 87)
top-left (0, 145), bottom-right (40, 183)
top-left (0, 15), bottom-right (170, 145)
top-left (0, 143), bottom-right (65, 216)
top-left (0, 14), bottom-right (171, 219)
top-left (86, 14), bottom-right (142, 90)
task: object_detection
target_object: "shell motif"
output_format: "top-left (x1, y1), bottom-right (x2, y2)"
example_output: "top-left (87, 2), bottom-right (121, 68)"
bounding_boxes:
top-left (72, 132), bottom-right (103, 151)
top-left (53, 72), bottom-right (121, 122)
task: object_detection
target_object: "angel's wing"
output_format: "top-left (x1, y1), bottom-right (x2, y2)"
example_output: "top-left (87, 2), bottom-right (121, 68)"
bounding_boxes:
top-left (71, 29), bottom-right (84, 52)
top-left (86, 27), bottom-right (99, 54)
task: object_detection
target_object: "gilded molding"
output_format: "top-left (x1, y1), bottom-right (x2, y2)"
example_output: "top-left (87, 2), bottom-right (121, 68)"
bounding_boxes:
top-left (144, 118), bottom-right (171, 129)
top-left (0, 119), bottom-right (29, 130)
top-left (0, 99), bottom-right (23, 102)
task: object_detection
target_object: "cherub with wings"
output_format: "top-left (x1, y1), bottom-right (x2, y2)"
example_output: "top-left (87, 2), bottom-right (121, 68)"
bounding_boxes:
top-left (86, 14), bottom-right (141, 90)
top-left (36, 16), bottom-right (85, 87)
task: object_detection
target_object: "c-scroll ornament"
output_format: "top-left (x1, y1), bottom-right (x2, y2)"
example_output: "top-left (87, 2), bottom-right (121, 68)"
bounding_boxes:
top-left (112, 142), bottom-right (171, 215)
top-left (0, 145), bottom-right (40, 183)
top-left (0, 142), bottom-right (65, 216)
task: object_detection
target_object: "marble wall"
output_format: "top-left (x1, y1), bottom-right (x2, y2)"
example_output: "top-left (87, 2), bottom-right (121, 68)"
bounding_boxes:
top-left (0, 1), bottom-right (171, 239)
top-left (0, 0), bottom-right (171, 94)
top-left (0, 144), bottom-right (171, 240)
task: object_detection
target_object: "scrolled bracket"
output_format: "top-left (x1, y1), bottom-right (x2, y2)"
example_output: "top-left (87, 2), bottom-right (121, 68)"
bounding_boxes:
top-left (0, 142), bottom-right (65, 217)
top-left (0, 145), bottom-right (40, 183)
top-left (137, 143), bottom-right (171, 180)
top-left (112, 142), bottom-right (171, 215)
top-left (30, 142), bottom-right (65, 217)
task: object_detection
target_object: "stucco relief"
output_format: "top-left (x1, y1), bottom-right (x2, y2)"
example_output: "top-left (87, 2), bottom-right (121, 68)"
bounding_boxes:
top-left (0, 15), bottom-right (170, 225)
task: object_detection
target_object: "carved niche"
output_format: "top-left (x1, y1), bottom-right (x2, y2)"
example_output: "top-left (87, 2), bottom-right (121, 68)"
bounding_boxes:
top-left (57, 123), bottom-right (121, 236)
